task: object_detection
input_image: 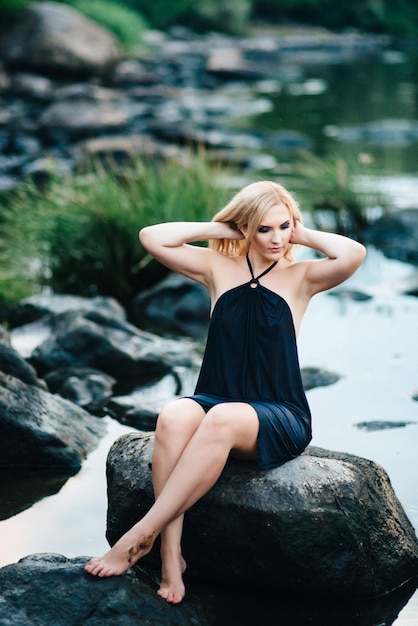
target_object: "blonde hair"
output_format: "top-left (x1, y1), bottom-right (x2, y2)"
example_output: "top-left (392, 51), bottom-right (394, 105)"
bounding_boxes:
top-left (210, 180), bottom-right (302, 261)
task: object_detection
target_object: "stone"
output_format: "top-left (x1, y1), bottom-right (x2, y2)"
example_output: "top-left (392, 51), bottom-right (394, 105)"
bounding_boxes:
top-left (0, 371), bottom-right (105, 469)
top-left (105, 433), bottom-right (418, 599)
top-left (0, 554), bottom-right (208, 626)
top-left (8, 293), bottom-right (126, 329)
top-left (106, 368), bottom-right (197, 429)
top-left (43, 366), bottom-right (116, 414)
top-left (366, 208), bottom-right (418, 266)
top-left (300, 366), bottom-right (340, 390)
top-left (131, 273), bottom-right (211, 338)
top-left (28, 310), bottom-right (196, 392)
top-left (39, 97), bottom-right (129, 139)
top-left (0, 1), bottom-right (119, 79)
top-left (0, 325), bottom-right (45, 388)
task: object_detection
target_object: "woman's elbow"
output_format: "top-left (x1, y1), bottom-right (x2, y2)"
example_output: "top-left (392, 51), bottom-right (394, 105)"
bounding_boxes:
top-left (139, 226), bottom-right (152, 248)
top-left (355, 241), bottom-right (367, 264)
top-left (348, 240), bottom-right (366, 271)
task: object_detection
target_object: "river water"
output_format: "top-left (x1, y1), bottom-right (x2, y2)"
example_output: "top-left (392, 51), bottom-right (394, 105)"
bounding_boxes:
top-left (1, 40), bottom-right (418, 624)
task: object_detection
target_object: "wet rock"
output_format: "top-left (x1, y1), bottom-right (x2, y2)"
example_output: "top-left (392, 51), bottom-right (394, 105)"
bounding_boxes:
top-left (328, 118), bottom-right (418, 145)
top-left (10, 71), bottom-right (54, 100)
top-left (301, 366), bottom-right (340, 391)
top-left (39, 96), bottom-right (129, 140)
top-left (366, 208), bottom-right (418, 266)
top-left (131, 273), bottom-right (211, 338)
top-left (107, 367), bottom-right (198, 430)
top-left (71, 134), bottom-right (173, 169)
top-left (28, 310), bottom-right (197, 393)
top-left (0, 1), bottom-right (119, 79)
top-left (0, 469), bottom-right (77, 520)
top-left (106, 433), bottom-right (418, 599)
top-left (0, 325), bottom-right (45, 388)
top-left (0, 371), bottom-right (105, 469)
top-left (327, 288), bottom-right (373, 302)
top-left (43, 367), bottom-right (116, 414)
top-left (0, 554), bottom-right (208, 626)
top-left (354, 420), bottom-right (417, 431)
top-left (8, 293), bottom-right (126, 329)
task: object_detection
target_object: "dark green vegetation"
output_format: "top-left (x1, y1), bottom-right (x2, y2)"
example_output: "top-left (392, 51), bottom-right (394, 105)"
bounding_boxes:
top-left (1, 0), bottom-right (418, 38)
top-left (0, 156), bottom-right (229, 308)
top-left (123, 0), bottom-right (418, 37)
top-left (0, 150), bottom-right (380, 309)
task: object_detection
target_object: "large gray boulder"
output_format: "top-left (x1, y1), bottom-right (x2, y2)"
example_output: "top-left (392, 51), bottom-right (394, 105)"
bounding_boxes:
top-left (8, 293), bottom-right (126, 329)
top-left (105, 432), bottom-right (418, 600)
top-left (0, 554), bottom-right (208, 626)
top-left (0, 1), bottom-right (119, 78)
top-left (0, 326), bottom-right (44, 388)
top-left (131, 273), bottom-right (211, 339)
top-left (366, 207), bottom-right (418, 266)
top-left (27, 310), bottom-right (197, 391)
top-left (0, 371), bottom-right (105, 469)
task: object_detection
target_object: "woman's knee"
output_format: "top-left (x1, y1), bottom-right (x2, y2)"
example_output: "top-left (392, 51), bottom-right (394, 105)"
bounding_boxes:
top-left (155, 399), bottom-right (204, 440)
top-left (202, 403), bottom-right (259, 446)
top-left (202, 405), bottom-right (235, 436)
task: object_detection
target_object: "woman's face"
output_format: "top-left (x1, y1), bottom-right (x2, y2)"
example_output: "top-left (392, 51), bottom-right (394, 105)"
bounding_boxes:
top-left (245, 203), bottom-right (293, 262)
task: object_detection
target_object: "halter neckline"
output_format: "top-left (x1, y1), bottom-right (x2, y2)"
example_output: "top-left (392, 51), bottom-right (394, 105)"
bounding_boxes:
top-left (246, 253), bottom-right (278, 288)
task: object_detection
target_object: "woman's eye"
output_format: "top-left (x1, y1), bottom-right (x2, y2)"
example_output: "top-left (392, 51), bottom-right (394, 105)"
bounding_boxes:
top-left (258, 226), bottom-right (269, 233)
top-left (281, 222), bottom-right (290, 230)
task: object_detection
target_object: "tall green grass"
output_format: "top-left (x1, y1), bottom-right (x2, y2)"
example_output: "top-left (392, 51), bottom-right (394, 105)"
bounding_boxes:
top-left (0, 155), bottom-right (230, 308)
top-left (292, 151), bottom-right (386, 235)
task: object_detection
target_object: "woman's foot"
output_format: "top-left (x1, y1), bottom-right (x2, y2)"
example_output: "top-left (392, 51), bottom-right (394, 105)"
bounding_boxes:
top-left (85, 525), bottom-right (157, 577)
top-left (157, 553), bottom-right (187, 604)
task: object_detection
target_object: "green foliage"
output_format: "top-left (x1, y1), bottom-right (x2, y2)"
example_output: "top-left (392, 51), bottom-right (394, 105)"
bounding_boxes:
top-left (123, 0), bottom-right (192, 30)
top-left (251, 0), bottom-right (418, 36)
top-left (292, 151), bottom-right (385, 234)
top-left (0, 0), bottom-right (29, 9)
top-left (64, 0), bottom-right (148, 51)
top-left (181, 0), bottom-right (252, 35)
top-left (0, 155), bottom-right (230, 307)
top-left (123, 0), bottom-right (251, 34)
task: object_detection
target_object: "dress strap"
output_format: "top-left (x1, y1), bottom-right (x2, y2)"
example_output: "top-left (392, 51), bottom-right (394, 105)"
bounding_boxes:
top-left (246, 253), bottom-right (278, 288)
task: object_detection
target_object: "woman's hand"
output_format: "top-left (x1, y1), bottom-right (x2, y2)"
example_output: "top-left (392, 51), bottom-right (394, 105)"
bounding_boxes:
top-left (139, 221), bottom-right (243, 287)
top-left (224, 221), bottom-right (246, 240)
top-left (291, 223), bottom-right (366, 296)
top-left (289, 219), bottom-right (305, 245)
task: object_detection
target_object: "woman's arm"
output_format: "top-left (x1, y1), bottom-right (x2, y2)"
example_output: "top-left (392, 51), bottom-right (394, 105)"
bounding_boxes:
top-left (291, 222), bottom-right (366, 295)
top-left (139, 221), bottom-right (243, 285)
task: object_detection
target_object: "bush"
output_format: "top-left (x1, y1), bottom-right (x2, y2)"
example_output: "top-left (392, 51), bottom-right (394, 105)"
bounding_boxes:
top-left (181, 0), bottom-right (252, 35)
top-left (0, 154), bottom-right (230, 307)
top-left (0, 0), bottom-right (29, 9)
top-left (251, 0), bottom-right (418, 37)
top-left (123, 0), bottom-right (191, 31)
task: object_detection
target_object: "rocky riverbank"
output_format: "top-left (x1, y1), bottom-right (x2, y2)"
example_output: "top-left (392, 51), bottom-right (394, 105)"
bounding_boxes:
top-left (0, 1), bottom-right (391, 192)
top-left (1, 4), bottom-right (418, 623)
top-left (1, 2), bottom-right (418, 268)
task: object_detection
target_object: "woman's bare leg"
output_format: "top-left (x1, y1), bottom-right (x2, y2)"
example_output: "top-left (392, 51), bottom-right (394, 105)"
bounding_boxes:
top-left (85, 402), bottom-right (259, 591)
top-left (152, 400), bottom-right (205, 603)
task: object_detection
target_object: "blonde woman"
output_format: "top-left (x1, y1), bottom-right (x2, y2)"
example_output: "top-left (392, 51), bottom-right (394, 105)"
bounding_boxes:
top-left (85, 180), bottom-right (366, 603)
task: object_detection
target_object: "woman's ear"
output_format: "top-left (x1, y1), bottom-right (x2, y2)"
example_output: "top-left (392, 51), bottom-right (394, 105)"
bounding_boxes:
top-left (240, 224), bottom-right (248, 238)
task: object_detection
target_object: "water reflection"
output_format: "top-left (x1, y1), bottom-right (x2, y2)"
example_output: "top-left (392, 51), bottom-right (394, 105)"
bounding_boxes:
top-left (0, 469), bottom-right (77, 521)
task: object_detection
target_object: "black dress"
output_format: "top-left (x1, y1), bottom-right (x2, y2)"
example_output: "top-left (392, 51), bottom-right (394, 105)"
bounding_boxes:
top-left (185, 257), bottom-right (312, 469)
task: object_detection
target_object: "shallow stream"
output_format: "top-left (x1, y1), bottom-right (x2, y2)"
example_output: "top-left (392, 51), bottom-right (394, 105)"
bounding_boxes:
top-left (1, 245), bottom-right (417, 624)
top-left (1, 35), bottom-right (418, 624)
